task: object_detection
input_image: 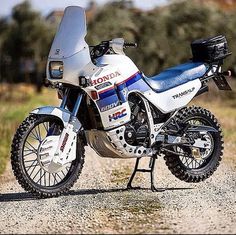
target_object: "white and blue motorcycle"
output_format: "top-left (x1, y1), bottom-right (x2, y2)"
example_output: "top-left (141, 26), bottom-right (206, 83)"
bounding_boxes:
top-left (11, 6), bottom-right (232, 197)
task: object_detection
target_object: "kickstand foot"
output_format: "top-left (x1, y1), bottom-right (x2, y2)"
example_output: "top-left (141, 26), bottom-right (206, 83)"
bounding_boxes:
top-left (127, 185), bottom-right (141, 190)
top-left (150, 157), bottom-right (165, 192)
top-left (151, 184), bottom-right (165, 192)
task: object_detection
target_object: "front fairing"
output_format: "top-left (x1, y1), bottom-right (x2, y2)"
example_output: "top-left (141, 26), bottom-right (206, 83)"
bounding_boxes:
top-left (47, 6), bottom-right (94, 86)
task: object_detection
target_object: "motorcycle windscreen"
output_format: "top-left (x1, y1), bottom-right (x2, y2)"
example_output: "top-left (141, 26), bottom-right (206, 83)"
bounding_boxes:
top-left (48, 6), bottom-right (89, 59)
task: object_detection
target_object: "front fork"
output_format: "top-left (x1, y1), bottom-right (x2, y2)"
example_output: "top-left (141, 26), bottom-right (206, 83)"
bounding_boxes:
top-left (60, 89), bottom-right (83, 117)
top-left (48, 89), bottom-right (83, 171)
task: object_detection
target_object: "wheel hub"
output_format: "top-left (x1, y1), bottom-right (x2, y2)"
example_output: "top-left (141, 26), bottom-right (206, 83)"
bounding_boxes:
top-left (192, 147), bottom-right (202, 160)
top-left (191, 133), bottom-right (214, 160)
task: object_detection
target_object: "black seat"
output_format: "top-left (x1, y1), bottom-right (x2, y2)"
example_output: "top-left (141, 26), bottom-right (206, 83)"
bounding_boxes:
top-left (143, 62), bottom-right (207, 93)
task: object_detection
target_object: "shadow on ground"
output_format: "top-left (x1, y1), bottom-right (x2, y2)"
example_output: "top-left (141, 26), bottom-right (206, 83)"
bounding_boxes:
top-left (0, 187), bottom-right (194, 202)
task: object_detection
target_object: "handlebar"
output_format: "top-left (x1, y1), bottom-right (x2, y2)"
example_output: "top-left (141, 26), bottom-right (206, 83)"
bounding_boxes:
top-left (124, 42), bottom-right (138, 48)
top-left (90, 40), bottom-right (138, 60)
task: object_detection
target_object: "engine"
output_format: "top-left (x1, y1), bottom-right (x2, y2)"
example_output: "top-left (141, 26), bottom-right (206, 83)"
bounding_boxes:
top-left (124, 95), bottom-right (150, 146)
top-left (85, 94), bottom-right (168, 159)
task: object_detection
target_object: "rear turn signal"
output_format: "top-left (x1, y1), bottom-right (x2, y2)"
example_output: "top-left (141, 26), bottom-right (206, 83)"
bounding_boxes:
top-left (222, 70), bottom-right (232, 77)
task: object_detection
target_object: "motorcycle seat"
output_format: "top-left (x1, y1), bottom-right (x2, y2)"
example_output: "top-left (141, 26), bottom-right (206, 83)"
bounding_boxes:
top-left (143, 62), bottom-right (207, 93)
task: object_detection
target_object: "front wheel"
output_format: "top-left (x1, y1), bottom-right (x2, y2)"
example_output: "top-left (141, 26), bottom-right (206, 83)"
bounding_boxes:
top-left (164, 106), bottom-right (223, 183)
top-left (11, 114), bottom-right (85, 198)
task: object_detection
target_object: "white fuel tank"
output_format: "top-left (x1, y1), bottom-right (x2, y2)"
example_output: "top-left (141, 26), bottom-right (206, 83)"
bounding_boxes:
top-left (97, 54), bottom-right (139, 79)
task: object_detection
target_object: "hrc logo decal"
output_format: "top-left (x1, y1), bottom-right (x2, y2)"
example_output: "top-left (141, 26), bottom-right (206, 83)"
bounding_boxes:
top-left (109, 108), bottom-right (127, 122)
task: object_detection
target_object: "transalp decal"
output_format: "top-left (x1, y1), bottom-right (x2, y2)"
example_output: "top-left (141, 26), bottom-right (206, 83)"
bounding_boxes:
top-left (172, 87), bottom-right (195, 99)
top-left (91, 71), bottom-right (121, 86)
top-left (109, 108), bottom-right (127, 122)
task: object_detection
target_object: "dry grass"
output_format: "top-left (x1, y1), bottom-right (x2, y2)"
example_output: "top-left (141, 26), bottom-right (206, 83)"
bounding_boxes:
top-left (0, 79), bottom-right (235, 175)
top-left (0, 83), bottom-right (35, 102)
top-left (0, 83), bottom-right (57, 174)
top-left (191, 80), bottom-right (236, 165)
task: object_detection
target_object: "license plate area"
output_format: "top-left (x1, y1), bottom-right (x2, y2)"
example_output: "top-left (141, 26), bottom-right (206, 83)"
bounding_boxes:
top-left (213, 75), bottom-right (232, 90)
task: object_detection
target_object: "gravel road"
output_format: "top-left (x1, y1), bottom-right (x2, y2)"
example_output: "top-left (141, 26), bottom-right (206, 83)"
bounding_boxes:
top-left (0, 146), bottom-right (235, 234)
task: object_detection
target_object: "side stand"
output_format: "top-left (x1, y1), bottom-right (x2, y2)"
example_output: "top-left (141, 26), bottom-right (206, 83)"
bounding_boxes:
top-left (127, 156), bottom-right (165, 192)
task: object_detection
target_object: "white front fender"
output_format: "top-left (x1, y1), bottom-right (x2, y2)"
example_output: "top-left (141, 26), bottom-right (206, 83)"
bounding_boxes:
top-left (31, 106), bottom-right (71, 127)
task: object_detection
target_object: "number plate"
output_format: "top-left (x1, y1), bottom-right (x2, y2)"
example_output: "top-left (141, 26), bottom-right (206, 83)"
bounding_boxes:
top-left (213, 75), bottom-right (232, 90)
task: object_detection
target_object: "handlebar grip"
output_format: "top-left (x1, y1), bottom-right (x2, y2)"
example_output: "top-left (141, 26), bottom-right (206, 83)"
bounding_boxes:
top-left (124, 42), bottom-right (137, 48)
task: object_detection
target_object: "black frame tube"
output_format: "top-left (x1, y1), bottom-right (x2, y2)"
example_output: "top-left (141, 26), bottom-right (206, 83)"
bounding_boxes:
top-left (72, 93), bottom-right (83, 117)
top-left (60, 89), bottom-right (70, 109)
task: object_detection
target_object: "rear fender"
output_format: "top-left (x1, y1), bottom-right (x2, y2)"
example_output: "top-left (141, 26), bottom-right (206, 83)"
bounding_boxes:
top-left (187, 125), bottom-right (218, 133)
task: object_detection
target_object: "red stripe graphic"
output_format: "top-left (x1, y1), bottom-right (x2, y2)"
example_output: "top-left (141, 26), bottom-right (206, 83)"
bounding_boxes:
top-left (98, 71), bottom-right (140, 95)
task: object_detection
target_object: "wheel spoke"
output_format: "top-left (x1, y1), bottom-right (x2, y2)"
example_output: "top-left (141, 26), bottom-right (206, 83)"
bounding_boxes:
top-left (24, 144), bottom-right (36, 153)
top-left (182, 157), bottom-right (188, 165)
top-left (61, 170), bottom-right (66, 177)
top-left (28, 133), bottom-right (40, 142)
top-left (44, 172), bottom-right (47, 186)
top-left (29, 129), bottom-right (40, 142)
top-left (196, 160), bottom-right (201, 168)
top-left (29, 161), bottom-right (39, 177)
top-left (43, 122), bottom-right (49, 133)
top-left (23, 148), bottom-right (36, 153)
top-left (32, 127), bottom-right (41, 142)
top-left (52, 173), bottom-right (58, 184)
top-left (36, 169), bottom-right (45, 185)
top-left (25, 141), bottom-right (38, 152)
top-left (26, 159), bottom-right (37, 168)
top-left (37, 124), bottom-right (42, 142)
top-left (25, 162), bottom-right (39, 169)
top-left (55, 173), bottom-right (62, 181)
top-left (22, 119), bottom-right (75, 188)
top-left (32, 167), bottom-right (41, 181)
top-left (34, 126), bottom-right (41, 142)
top-left (48, 173), bottom-right (51, 186)
top-left (187, 158), bottom-right (194, 168)
top-left (176, 117), bottom-right (215, 170)
top-left (23, 149), bottom-right (37, 157)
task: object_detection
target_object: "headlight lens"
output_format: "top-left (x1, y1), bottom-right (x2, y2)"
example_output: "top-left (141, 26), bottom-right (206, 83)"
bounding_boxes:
top-left (49, 61), bottom-right (63, 79)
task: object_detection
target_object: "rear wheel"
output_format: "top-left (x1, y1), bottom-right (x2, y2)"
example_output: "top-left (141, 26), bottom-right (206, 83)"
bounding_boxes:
top-left (11, 114), bottom-right (85, 198)
top-left (164, 106), bottom-right (223, 182)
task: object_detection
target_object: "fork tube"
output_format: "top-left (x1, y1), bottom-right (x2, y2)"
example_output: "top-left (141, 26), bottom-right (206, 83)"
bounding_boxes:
top-left (72, 93), bottom-right (83, 117)
top-left (60, 89), bottom-right (70, 109)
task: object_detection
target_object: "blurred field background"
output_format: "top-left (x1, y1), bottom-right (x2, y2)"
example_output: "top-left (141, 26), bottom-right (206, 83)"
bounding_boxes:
top-left (0, 0), bottom-right (236, 175)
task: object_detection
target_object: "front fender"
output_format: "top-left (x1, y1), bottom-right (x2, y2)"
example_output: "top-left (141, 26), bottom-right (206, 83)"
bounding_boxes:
top-left (30, 106), bottom-right (71, 127)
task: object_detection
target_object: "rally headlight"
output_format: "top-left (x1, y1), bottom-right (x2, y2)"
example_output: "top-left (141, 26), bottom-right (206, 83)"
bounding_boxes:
top-left (49, 61), bottom-right (63, 79)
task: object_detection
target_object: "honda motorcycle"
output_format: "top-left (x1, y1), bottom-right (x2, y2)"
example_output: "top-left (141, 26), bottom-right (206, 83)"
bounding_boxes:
top-left (11, 6), bottom-right (232, 198)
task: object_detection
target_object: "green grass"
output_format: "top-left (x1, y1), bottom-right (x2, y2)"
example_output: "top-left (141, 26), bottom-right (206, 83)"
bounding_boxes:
top-left (0, 84), bottom-right (58, 175)
top-left (100, 194), bottom-right (164, 234)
